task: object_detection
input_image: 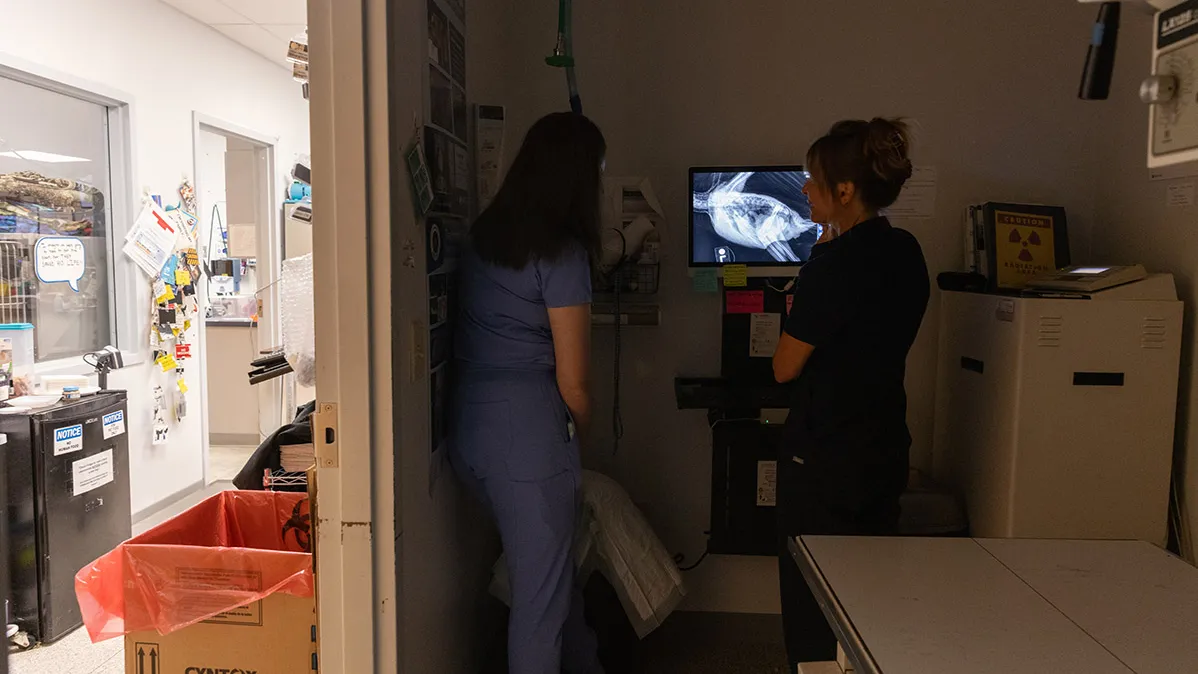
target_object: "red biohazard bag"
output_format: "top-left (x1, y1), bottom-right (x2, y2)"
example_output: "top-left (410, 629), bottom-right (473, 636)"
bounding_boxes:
top-left (75, 490), bottom-right (313, 643)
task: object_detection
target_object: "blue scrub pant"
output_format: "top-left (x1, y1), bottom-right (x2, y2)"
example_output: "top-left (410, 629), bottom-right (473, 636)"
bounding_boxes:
top-left (449, 370), bottom-right (603, 674)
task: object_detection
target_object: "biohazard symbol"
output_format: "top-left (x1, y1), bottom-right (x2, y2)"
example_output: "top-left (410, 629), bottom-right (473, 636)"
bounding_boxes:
top-left (1008, 229), bottom-right (1043, 262)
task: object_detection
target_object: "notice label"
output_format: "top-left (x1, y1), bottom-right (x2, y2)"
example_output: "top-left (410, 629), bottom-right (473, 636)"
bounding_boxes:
top-left (757, 460), bottom-right (777, 507)
top-left (204, 601), bottom-right (264, 627)
top-left (996, 298), bottom-right (1016, 323)
top-left (73, 449), bottom-right (114, 496)
top-left (53, 424), bottom-right (84, 456)
top-left (102, 411), bottom-right (126, 440)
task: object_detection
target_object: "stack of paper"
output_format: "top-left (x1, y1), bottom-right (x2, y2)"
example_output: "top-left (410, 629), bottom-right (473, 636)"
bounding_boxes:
top-left (280, 443), bottom-right (315, 472)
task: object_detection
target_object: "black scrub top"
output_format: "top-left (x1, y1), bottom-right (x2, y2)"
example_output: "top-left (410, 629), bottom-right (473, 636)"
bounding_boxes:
top-left (782, 216), bottom-right (929, 488)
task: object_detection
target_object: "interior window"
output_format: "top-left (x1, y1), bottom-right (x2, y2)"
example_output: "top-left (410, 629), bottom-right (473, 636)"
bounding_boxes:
top-left (0, 75), bottom-right (114, 362)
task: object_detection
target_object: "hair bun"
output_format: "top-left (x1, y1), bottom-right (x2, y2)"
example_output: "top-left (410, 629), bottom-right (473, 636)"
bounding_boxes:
top-left (864, 117), bottom-right (913, 185)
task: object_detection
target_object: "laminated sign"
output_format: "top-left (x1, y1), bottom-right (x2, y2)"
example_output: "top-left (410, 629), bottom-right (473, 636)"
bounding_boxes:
top-left (54, 424), bottom-right (84, 456)
top-left (102, 410), bottom-right (126, 440)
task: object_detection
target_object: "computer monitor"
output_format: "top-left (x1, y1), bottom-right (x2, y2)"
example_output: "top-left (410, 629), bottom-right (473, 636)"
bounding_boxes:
top-left (689, 166), bottom-right (821, 272)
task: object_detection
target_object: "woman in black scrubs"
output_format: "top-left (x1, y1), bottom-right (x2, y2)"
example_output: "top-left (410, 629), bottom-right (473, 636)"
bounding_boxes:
top-left (772, 118), bottom-right (930, 668)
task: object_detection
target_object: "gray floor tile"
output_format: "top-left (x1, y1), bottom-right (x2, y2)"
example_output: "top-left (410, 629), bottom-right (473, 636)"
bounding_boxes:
top-left (10, 627), bottom-right (121, 674)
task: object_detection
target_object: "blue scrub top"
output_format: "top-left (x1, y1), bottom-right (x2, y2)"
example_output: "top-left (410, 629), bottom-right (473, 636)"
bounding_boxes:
top-left (455, 241), bottom-right (593, 373)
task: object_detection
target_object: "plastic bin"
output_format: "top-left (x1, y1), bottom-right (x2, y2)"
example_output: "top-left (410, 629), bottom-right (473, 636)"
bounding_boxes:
top-left (0, 324), bottom-right (34, 396)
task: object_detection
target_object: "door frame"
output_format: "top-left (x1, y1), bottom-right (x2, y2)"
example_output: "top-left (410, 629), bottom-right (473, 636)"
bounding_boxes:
top-left (309, 0), bottom-right (401, 671)
top-left (190, 112), bottom-right (280, 484)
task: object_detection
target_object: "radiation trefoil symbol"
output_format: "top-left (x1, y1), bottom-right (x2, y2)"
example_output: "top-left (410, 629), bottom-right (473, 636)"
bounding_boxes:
top-left (1009, 228), bottom-right (1042, 262)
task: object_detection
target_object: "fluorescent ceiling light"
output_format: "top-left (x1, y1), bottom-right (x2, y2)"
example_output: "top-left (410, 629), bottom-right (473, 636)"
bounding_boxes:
top-left (0, 150), bottom-right (91, 163)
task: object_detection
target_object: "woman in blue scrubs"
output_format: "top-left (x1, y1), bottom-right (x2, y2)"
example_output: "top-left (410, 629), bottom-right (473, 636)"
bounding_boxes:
top-left (449, 112), bottom-right (606, 674)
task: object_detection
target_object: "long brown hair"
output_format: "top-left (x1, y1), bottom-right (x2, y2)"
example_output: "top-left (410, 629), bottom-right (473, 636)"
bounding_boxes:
top-left (471, 112), bottom-right (606, 269)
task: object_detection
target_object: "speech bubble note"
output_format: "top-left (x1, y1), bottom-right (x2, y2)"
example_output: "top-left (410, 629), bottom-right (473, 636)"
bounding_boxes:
top-left (35, 237), bottom-right (87, 292)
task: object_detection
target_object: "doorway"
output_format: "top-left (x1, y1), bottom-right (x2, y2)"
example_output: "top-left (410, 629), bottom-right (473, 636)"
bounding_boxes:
top-left (191, 115), bottom-right (284, 485)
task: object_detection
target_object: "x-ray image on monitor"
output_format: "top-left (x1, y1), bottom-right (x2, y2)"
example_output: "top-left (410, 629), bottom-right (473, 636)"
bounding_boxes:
top-left (690, 167), bottom-right (821, 267)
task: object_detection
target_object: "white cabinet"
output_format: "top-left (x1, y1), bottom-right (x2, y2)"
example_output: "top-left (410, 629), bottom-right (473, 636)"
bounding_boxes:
top-left (932, 279), bottom-right (1183, 544)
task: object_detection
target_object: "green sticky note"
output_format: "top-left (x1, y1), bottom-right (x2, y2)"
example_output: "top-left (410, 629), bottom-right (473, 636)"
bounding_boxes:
top-left (723, 264), bottom-right (749, 288)
top-left (693, 268), bottom-right (718, 293)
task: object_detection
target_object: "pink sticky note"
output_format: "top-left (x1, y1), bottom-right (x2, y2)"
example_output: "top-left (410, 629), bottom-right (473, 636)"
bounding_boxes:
top-left (786, 295), bottom-right (795, 315)
top-left (726, 290), bottom-right (765, 315)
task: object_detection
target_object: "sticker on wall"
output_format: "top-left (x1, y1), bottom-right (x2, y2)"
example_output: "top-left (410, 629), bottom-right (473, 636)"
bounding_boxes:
top-left (73, 449), bottom-right (115, 497)
top-left (34, 237), bottom-right (86, 292)
top-left (102, 410), bottom-right (126, 440)
top-left (53, 423), bottom-right (84, 456)
top-left (722, 264), bottom-right (749, 288)
top-left (152, 386), bottom-right (170, 445)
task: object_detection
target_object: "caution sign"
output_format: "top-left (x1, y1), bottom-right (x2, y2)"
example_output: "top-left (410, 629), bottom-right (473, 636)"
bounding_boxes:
top-left (134, 642), bottom-right (160, 674)
top-left (994, 210), bottom-right (1057, 289)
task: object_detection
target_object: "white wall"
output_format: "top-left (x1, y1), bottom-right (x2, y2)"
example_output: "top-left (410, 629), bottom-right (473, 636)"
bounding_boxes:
top-left (5, 0), bottom-right (310, 515)
top-left (471, 0), bottom-right (1105, 612)
top-left (1091, 10), bottom-right (1198, 559)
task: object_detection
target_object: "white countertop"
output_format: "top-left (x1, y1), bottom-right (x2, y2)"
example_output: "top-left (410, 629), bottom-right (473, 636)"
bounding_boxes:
top-left (793, 536), bottom-right (1198, 674)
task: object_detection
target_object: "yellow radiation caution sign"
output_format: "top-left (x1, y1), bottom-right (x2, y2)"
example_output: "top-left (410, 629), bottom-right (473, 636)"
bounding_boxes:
top-left (994, 210), bottom-right (1057, 289)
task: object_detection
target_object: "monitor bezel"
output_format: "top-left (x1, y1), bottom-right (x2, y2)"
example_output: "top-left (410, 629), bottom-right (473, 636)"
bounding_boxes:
top-left (688, 164), bottom-right (812, 269)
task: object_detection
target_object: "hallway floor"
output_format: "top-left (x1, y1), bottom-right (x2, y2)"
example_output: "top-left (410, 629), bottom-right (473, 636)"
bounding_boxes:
top-left (8, 481), bottom-right (235, 674)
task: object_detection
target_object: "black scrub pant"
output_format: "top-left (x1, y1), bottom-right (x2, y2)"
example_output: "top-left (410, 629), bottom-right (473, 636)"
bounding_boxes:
top-left (776, 448), bottom-right (904, 669)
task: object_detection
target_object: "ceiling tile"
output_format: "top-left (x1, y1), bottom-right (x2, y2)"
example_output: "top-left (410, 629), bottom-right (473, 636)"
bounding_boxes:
top-left (160, 0), bottom-right (252, 25)
top-left (217, 0), bottom-right (306, 25)
top-left (259, 24), bottom-right (307, 42)
top-left (213, 24), bottom-right (291, 67)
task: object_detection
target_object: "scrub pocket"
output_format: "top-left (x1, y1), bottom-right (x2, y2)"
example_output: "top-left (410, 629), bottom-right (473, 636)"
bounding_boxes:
top-left (453, 400), bottom-right (511, 477)
top-left (502, 383), bottom-right (576, 483)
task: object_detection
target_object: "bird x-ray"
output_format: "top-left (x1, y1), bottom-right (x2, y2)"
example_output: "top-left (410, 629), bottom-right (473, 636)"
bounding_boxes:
top-left (691, 169), bottom-right (821, 265)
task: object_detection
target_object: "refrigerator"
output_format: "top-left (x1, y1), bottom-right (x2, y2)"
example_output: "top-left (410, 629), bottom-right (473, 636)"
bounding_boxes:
top-left (3, 391), bottom-right (131, 643)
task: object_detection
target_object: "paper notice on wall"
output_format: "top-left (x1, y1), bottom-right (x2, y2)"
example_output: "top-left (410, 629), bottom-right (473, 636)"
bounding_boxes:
top-left (123, 203), bottom-right (180, 277)
top-left (726, 290), bottom-right (765, 314)
top-left (757, 460), bottom-right (777, 507)
top-left (1168, 182), bottom-right (1196, 207)
top-left (886, 166), bottom-right (937, 219)
top-left (476, 106), bottom-right (506, 208)
top-left (73, 449), bottom-right (115, 496)
top-left (749, 312), bottom-right (782, 358)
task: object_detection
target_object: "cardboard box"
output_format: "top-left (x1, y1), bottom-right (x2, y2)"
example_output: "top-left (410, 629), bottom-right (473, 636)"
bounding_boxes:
top-left (124, 592), bottom-right (315, 674)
